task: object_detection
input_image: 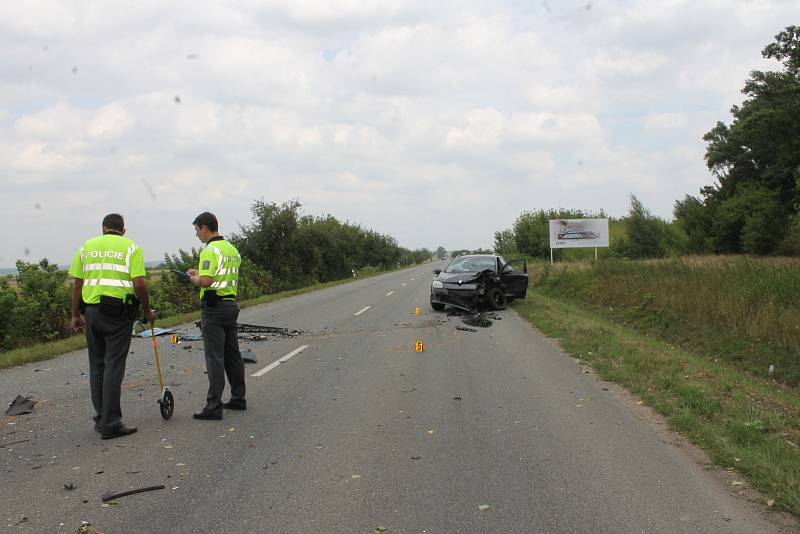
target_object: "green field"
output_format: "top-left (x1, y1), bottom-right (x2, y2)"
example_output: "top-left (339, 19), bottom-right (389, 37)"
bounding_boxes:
top-left (516, 256), bottom-right (800, 515)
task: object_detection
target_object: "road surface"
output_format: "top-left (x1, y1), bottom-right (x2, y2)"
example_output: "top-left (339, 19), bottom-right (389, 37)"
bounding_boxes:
top-left (0, 263), bottom-right (788, 533)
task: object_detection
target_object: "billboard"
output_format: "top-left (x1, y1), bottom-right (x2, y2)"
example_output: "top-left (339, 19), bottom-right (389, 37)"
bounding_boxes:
top-left (549, 218), bottom-right (609, 249)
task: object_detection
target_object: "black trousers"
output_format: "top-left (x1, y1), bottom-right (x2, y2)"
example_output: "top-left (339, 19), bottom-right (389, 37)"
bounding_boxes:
top-left (83, 305), bottom-right (133, 432)
top-left (201, 301), bottom-right (246, 413)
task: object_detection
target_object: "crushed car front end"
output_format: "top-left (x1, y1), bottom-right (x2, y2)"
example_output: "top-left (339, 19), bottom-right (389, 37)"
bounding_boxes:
top-left (431, 275), bottom-right (484, 311)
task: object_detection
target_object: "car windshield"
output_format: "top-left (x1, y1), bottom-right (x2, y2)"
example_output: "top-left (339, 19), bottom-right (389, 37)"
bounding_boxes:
top-left (445, 256), bottom-right (496, 273)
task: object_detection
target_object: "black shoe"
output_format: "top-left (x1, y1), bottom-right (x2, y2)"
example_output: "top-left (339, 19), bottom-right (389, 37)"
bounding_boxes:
top-left (223, 399), bottom-right (247, 411)
top-left (193, 410), bottom-right (222, 420)
top-left (101, 425), bottom-right (138, 440)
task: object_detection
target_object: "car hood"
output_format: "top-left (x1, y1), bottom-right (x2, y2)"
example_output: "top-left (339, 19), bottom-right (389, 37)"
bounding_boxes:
top-left (436, 271), bottom-right (483, 284)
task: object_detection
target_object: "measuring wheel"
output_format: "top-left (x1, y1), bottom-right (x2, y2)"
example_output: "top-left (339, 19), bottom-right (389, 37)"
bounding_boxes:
top-left (159, 389), bottom-right (174, 420)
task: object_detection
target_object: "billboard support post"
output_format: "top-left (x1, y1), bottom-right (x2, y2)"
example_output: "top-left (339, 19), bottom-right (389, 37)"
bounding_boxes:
top-left (550, 248), bottom-right (553, 265)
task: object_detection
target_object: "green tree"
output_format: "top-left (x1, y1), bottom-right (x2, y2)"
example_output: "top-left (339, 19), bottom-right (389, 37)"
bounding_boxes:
top-left (625, 195), bottom-right (666, 259)
top-left (700, 25), bottom-right (800, 254)
top-left (493, 230), bottom-right (516, 255)
top-left (673, 195), bottom-right (714, 254)
top-left (0, 278), bottom-right (18, 350)
top-left (435, 246), bottom-right (447, 260)
top-left (11, 259), bottom-right (72, 345)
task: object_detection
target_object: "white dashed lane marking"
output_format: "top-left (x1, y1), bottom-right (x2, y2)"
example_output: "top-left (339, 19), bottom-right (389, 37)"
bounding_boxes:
top-left (353, 306), bottom-right (371, 316)
top-left (386, 291), bottom-right (394, 296)
top-left (251, 345), bottom-right (310, 377)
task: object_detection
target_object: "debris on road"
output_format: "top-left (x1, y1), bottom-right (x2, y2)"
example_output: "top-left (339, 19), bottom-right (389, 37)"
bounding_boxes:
top-left (134, 326), bottom-right (175, 338)
top-left (6, 395), bottom-right (35, 416)
top-left (237, 323), bottom-right (304, 341)
top-left (76, 521), bottom-right (100, 534)
top-left (478, 504), bottom-right (490, 511)
top-left (241, 349), bottom-right (257, 364)
top-left (64, 482), bottom-right (76, 491)
top-left (0, 438), bottom-right (31, 448)
top-left (177, 331), bottom-right (203, 341)
top-left (101, 485), bottom-right (166, 502)
top-left (455, 326), bottom-right (478, 332)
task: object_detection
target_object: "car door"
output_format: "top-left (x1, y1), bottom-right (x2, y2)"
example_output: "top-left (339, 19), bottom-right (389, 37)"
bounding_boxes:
top-left (500, 258), bottom-right (529, 298)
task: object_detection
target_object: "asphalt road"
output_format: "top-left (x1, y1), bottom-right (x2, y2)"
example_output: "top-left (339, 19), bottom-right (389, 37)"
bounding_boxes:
top-left (0, 262), bottom-right (788, 533)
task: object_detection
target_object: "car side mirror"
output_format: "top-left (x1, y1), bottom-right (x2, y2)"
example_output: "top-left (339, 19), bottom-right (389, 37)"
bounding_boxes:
top-left (433, 269), bottom-right (441, 275)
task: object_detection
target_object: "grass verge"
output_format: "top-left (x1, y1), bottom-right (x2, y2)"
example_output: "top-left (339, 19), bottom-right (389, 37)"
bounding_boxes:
top-left (0, 268), bottom-right (405, 370)
top-left (514, 291), bottom-right (800, 516)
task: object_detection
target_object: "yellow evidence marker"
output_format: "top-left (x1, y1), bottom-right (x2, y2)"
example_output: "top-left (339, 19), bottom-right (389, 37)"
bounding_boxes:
top-left (415, 306), bottom-right (421, 315)
top-left (415, 340), bottom-right (424, 352)
top-left (170, 334), bottom-right (179, 345)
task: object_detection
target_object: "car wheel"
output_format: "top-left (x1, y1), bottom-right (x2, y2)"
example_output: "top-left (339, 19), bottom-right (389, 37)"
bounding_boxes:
top-left (486, 287), bottom-right (506, 310)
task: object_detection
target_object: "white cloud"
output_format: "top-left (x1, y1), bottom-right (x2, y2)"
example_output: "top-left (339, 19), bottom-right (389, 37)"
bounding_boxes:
top-left (643, 112), bottom-right (690, 130)
top-left (1, 0), bottom-right (799, 263)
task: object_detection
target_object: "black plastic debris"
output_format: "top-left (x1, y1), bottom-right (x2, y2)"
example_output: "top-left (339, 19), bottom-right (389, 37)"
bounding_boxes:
top-left (462, 313), bottom-right (492, 328)
top-left (237, 323), bottom-right (303, 341)
top-left (455, 326), bottom-right (478, 333)
top-left (179, 331), bottom-right (203, 341)
top-left (6, 395), bottom-right (35, 416)
top-left (102, 485), bottom-right (165, 502)
top-left (241, 349), bottom-right (257, 364)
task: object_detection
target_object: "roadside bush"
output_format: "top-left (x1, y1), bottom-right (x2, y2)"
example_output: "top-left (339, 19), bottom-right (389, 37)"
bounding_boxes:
top-left (0, 278), bottom-right (18, 350)
top-left (10, 260), bottom-right (72, 346)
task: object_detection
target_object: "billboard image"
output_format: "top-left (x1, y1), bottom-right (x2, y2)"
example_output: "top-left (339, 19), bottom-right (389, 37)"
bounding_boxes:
top-left (549, 219), bottom-right (609, 249)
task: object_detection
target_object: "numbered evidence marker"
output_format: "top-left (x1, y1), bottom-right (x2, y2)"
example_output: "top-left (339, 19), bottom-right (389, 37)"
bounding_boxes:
top-left (415, 340), bottom-right (424, 352)
top-left (170, 334), bottom-right (179, 345)
top-left (415, 306), bottom-right (421, 315)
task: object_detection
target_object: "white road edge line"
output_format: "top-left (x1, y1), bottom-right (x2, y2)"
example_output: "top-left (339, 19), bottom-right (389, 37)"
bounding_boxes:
top-left (251, 345), bottom-right (310, 377)
top-left (353, 306), bottom-right (371, 316)
top-left (386, 291), bottom-right (394, 296)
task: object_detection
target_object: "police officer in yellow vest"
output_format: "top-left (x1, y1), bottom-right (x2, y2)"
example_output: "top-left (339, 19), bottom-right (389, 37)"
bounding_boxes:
top-left (69, 213), bottom-right (154, 439)
top-left (187, 212), bottom-right (246, 420)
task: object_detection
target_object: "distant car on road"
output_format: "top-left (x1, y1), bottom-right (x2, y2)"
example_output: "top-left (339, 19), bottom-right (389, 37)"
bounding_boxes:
top-left (430, 254), bottom-right (528, 312)
top-left (557, 229), bottom-right (600, 240)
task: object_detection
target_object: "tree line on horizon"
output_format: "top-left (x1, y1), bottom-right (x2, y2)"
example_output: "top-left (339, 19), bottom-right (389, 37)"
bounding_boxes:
top-left (0, 199), bottom-right (433, 351)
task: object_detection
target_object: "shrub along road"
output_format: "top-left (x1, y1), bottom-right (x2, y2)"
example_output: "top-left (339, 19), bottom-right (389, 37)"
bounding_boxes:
top-left (0, 262), bottom-right (791, 533)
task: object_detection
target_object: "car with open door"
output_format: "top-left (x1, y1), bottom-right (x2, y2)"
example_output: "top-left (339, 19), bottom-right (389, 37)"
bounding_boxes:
top-left (430, 254), bottom-right (528, 312)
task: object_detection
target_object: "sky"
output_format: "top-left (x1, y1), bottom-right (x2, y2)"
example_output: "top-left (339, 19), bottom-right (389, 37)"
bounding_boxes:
top-left (1, 0), bottom-right (798, 266)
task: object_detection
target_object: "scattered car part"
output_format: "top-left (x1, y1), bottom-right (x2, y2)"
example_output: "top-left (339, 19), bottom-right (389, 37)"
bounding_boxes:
top-left (241, 349), bottom-right (258, 364)
top-left (101, 485), bottom-right (166, 502)
top-left (6, 395), bottom-right (35, 416)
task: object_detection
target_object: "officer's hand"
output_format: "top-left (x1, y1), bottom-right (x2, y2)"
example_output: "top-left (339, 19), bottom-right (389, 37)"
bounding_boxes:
top-left (187, 268), bottom-right (198, 276)
top-left (72, 315), bottom-right (85, 332)
top-left (144, 309), bottom-right (156, 325)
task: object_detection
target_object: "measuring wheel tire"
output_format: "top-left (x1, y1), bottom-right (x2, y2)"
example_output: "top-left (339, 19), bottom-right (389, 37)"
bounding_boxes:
top-left (159, 390), bottom-right (175, 420)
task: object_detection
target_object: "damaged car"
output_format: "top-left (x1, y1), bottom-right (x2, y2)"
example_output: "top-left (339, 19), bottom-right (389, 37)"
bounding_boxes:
top-left (430, 254), bottom-right (528, 312)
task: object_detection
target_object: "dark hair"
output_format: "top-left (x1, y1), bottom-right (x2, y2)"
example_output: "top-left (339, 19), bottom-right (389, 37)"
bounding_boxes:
top-left (102, 213), bottom-right (125, 231)
top-left (192, 211), bottom-right (218, 232)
